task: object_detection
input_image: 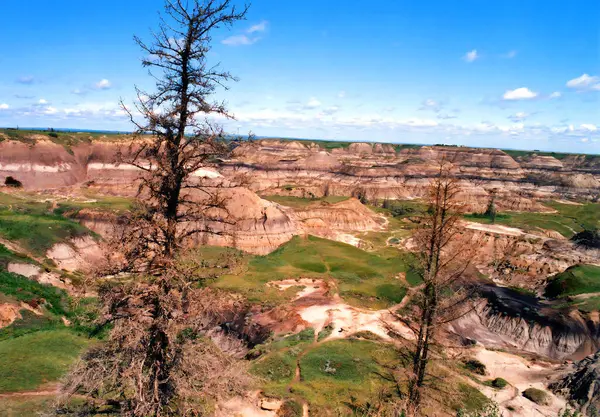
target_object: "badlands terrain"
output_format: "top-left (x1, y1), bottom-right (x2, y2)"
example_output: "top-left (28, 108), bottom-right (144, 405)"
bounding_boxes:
top-left (0, 129), bottom-right (599, 416)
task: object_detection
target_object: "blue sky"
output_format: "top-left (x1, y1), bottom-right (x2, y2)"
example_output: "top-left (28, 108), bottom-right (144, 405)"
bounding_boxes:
top-left (1, 0), bottom-right (599, 153)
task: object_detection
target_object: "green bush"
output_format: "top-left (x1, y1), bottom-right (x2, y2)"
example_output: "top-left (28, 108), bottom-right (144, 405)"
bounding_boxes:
top-left (522, 387), bottom-right (549, 405)
top-left (317, 324), bottom-right (334, 341)
top-left (464, 359), bottom-right (487, 375)
top-left (491, 378), bottom-right (508, 389)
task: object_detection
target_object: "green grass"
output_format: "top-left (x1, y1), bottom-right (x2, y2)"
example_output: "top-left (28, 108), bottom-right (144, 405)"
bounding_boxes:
top-left (0, 330), bottom-right (91, 393)
top-left (502, 149), bottom-right (576, 160)
top-left (251, 351), bottom-right (297, 384)
top-left (455, 383), bottom-right (490, 412)
top-left (214, 235), bottom-right (412, 309)
top-left (545, 264), bottom-right (600, 298)
top-left (465, 201), bottom-right (600, 238)
top-left (54, 195), bottom-right (133, 214)
top-left (0, 271), bottom-right (69, 317)
top-left (0, 201), bottom-right (91, 256)
top-left (253, 330), bottom-right (490, 415)
top-left (0, 244), bottom-right (36, 269)
top-left (0, 210), bottom-right (88, 255)
top-left (0, 128), bottom-right (131, 149)
top-left (576, 296), bottom-right (600, 312)
top-left (260, 195), bottom-right (349, 209)
top-left (285, 339), bottom-right (398, 412)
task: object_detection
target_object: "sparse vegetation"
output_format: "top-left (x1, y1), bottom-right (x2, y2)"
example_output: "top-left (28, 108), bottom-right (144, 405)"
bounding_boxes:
top-left (261, 194), bottom-right (349, 208)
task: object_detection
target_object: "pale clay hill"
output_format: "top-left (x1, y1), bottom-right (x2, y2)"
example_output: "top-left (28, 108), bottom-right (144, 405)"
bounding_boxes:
top-left (1, 135), bottom-right (600, 416)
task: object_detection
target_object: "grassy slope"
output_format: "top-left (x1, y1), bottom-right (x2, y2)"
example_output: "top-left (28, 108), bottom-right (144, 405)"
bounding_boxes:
top-left (251, 335), bottom-right (490, 415)
top-left (545, 264), bottom-right (600, 298)
top-left (0, 330), bottom-right (91, 393)
top-left (261, 195), bottom-right (350, 209)
top-left (464, 201), bottom-right (600, 238)
top-left (0, 244), bottom-right (36, 268)
top-left (0, 192), bottom-right (93, 257)
top-left (0, 271), bottom-right (70, 320)
top-left (214, 235), bottom-right (414, 309)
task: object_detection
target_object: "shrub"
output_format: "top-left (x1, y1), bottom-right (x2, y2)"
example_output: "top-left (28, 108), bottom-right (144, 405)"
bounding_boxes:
top-left (522, 387), bottom-right (549, 405)
top-left (317, 324), bottom-right (334, 342)
top-left (491, 378), bottom-right (508, 389)
top-left (4, 176), bottom-right (22, 188)
top-left (464, 359), bottom-right (487, 375)
top-left (48, 132), bottom-right (59, 138)
top-left (571, 229), bottom-right (600, 249)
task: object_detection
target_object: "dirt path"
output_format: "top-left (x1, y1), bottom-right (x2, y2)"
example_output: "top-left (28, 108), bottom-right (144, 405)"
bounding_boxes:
top-left (572, 291), bottom-right (600, 300)
top-left (0, 389), bottom-right (59, 398)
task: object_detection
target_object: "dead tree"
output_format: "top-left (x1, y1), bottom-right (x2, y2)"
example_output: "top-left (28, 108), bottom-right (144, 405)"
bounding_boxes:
top-left (117, 0), bottom-right (249, 271)
top-left (59, 1), bottom-right (253, 416)
top-left (407, 160), bottom-right (478, 410)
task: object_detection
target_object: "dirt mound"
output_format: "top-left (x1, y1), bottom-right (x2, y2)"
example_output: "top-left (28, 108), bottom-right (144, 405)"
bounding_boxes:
top-left (302, 151), bottom-right (340, 170)
top-left (449, 288), bottom-right (600, 360)
top-left (262, 278), bottom-right (414, 341)
top-left (0, 304), bottom-right (21, 328)
top-left (46, 236), bottom-right (103, 272)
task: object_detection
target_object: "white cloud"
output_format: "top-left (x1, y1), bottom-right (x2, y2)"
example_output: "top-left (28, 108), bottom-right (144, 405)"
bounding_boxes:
top-left (464, 49), bottom-right (478, 63)
top-left (437, 113), bottom-right (457, 120)
top-left (223, 20), bottom-right (269, 46)
top-left (38, 99), bottom-right (48, 104)
top-left (581, 138), bottom-right (589, 143)
top-left (248, 20), bottom-right (268, 33)
top-left (71, 89), bottom-right (85, 95)
top-left (580, 123), bottom-right (597, 132)
top-left (502, 87), bottom-right (538, 100)
top-left (503, 50), bottom-right (517, 59)
top-left (420, 99), bottom-right (442, 112)
top-left (337, 91), bottom-right (346, 99)
top-left (566, 74), bottom-right (600, 91)
top-left (222, 34), bottom-right (258, 46)
top-left (508, 111), bottom-right (529, 122)
top-left (549, 91), bottom-right (562, 99)
top-left (305, 97), bottom-right (322, 109)
top-left (0, 104), bottom-right (9, 110)
top-left (95, 79), bottom-right (112, 90)
top-left (43, 106), bottom-right (58, 115)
